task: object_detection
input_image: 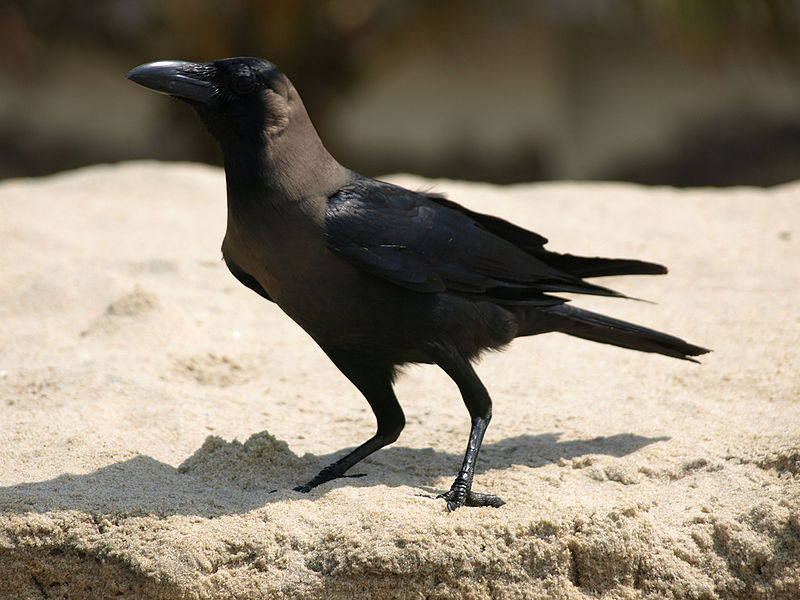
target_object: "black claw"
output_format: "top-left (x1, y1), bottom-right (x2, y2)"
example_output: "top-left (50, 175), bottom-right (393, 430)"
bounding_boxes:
top-left (464, 491), bottom-right (505, 508)
top-left (438, 488), bottom-right (505, 511)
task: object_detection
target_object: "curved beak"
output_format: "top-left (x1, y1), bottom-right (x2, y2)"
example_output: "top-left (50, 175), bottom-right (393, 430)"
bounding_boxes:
top-left (126, 60), bottom-right (219, 105)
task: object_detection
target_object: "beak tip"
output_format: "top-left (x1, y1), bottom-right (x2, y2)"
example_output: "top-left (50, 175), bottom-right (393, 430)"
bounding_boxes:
top-left (125, 63), bottom-right (160, 88)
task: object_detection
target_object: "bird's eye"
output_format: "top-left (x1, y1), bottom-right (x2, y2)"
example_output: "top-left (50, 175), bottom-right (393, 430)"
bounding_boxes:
top-left (235, 75), bottom-right (256, 94)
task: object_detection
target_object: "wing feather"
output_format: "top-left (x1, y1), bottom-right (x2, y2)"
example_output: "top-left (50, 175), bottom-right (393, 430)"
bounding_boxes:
top-left (325, 178), bottom-right (627, 305)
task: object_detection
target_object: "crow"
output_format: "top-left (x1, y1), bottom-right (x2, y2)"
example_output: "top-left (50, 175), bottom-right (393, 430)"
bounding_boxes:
top-left (127, 57), bottom-right (709, 510)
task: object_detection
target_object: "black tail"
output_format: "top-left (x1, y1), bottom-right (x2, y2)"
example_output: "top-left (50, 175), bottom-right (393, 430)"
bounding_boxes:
top-left (540, 253), bottom-right (667, 278)
top-left (541, 304), bottom-right (710, 362)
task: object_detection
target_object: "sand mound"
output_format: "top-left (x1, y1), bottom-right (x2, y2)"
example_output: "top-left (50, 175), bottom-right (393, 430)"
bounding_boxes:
top-left (1, 162), bottom-right (798, 599)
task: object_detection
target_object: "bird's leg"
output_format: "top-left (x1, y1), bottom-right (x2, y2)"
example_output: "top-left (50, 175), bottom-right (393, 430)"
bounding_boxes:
top-left (436, 352), bottom-right (505, 511)
top-left (295, 355), bottom-right (404, 493)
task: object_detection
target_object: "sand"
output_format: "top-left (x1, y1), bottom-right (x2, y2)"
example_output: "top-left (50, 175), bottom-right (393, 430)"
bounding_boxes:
top-left (0, 161), bottom-right (798, 599)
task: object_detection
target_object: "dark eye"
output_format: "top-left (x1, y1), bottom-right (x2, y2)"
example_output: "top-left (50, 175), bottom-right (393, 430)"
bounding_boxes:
top-left (235, 75), bottom-right (256, 94)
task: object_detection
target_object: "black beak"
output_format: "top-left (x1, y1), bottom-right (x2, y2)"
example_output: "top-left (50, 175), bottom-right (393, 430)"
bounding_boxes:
top-left (126, 60), bottom-right (219, 104)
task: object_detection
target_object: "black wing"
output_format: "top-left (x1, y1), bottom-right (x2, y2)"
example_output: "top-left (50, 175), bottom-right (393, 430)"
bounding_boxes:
top-left (325, 178), bottom-right (634, 305)
top-left (425, 192), bottom-right (667, 278)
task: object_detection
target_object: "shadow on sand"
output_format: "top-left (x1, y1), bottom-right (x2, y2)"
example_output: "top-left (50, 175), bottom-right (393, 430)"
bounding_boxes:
top-left (0, 431), bottom-right (668, 518)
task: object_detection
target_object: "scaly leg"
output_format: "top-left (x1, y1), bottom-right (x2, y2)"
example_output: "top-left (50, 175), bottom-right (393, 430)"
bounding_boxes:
top-left (436, 350), bottom-right (505, 511)
top-left (295, 354), bottom-right (404, 492)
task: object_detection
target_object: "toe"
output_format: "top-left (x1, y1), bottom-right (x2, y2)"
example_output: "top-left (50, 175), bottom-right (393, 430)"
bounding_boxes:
top-left (437, 489), bottom-right (467, 511)
top-left (465, 491), bottom-right (505, 508)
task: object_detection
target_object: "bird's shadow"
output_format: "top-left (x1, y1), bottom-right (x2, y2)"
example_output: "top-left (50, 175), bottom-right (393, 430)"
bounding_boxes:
top-left (0, 431), bottom-right (668, 518)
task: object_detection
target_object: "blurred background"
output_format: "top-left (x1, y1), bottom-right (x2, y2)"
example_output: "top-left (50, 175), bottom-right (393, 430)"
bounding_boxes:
top-left (1, 0), bottom-right (799, 185)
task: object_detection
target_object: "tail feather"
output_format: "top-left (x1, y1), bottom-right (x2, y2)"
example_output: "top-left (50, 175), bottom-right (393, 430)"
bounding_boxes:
top-left (541, 253), bottom-right (668, 278)
top-left (541, 304), bottom-right (710, 362)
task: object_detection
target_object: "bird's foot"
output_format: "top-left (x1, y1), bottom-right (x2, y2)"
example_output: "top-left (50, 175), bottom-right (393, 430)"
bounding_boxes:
top-left (438, 481), bottom-right (505, 511)
top-left (293, 463), bottom-right (366, 493)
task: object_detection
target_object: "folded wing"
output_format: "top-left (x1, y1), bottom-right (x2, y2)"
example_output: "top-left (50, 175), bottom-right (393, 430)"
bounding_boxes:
top-left (325, 179), bottom-right (658, 306)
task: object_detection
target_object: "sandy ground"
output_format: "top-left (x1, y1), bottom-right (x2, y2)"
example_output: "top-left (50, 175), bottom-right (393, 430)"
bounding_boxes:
top-left (0, 161), bottom-right (798, 599)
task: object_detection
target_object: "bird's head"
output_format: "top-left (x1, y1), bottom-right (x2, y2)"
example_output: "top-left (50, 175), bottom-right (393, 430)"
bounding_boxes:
top-left (127, 57), bottom-right (346, 200)
top-left (127, 57), bottom-right (297, 143)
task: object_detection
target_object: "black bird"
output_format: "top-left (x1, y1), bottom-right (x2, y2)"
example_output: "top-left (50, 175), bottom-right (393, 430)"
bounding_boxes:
top-left (127, 57), bottom-right (709, 510)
